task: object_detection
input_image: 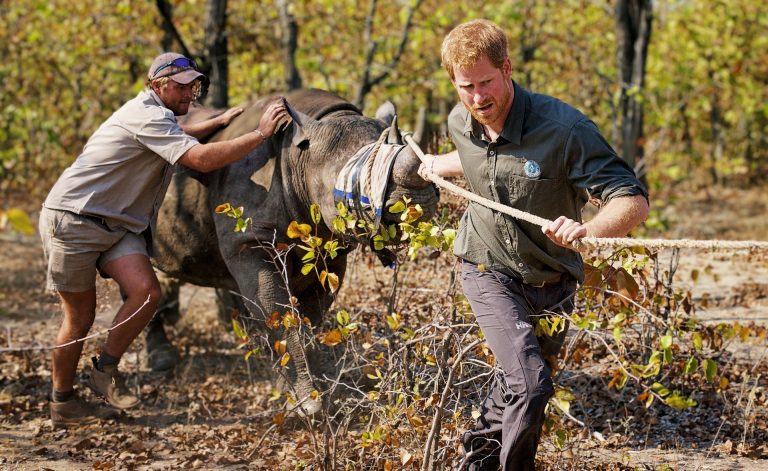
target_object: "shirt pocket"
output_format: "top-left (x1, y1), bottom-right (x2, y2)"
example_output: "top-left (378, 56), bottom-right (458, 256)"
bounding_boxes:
top-left (507, 174), bottom-right (564, 220)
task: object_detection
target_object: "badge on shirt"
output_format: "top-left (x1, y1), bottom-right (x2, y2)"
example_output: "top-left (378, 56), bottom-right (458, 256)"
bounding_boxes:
top-left (523, 160), bottom-right (542, 178)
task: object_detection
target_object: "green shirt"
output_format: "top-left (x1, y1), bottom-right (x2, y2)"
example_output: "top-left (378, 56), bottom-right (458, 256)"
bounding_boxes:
top-left (450, 81), bottom-right (647, 284)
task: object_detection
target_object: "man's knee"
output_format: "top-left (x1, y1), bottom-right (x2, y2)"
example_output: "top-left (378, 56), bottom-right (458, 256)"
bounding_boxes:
top-left (525, 376), bottom-right (555, 413)
top-left (123, 276), bottom-right (161, 307)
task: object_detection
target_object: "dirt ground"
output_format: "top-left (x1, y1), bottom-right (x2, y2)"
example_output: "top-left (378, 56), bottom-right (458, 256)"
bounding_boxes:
top-left (1, 186), bottom-right (767, 470)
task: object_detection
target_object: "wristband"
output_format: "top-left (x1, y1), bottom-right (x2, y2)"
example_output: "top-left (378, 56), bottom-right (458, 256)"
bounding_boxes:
top-left (254, 129), bottom-right (265, 140)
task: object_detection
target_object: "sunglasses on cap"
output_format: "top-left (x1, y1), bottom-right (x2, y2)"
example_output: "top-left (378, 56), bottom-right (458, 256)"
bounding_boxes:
top-left (151, 57), bottom-right (198, 79)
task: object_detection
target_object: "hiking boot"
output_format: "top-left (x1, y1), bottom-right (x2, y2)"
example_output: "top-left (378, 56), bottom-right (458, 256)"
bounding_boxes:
top-left (50, 394), bottom-right (118, 428)
top-left (86, 357), bottom-right (140, 409)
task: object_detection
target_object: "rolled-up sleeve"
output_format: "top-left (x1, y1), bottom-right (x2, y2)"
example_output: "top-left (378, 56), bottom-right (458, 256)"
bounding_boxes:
top-left (565, 119), bottom-right (648, 203)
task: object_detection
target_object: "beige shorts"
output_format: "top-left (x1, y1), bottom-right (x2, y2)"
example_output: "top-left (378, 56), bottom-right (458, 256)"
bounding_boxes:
top-left (39, 207), bottom-right (148, 293)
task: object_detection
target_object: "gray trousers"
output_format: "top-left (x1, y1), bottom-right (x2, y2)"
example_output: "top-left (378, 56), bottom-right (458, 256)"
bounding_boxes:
top-left (460, 261), bottom-right (577, 471)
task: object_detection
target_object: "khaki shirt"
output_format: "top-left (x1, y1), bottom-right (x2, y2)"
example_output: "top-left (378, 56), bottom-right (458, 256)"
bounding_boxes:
top-left (44, 89), bottom-right (198, 238)
top-left (450, 82), bottom-right (647, 284)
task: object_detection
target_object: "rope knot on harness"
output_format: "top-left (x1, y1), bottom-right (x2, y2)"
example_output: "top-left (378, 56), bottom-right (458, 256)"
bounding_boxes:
top-left (333, 127), bottom-right (408, 266)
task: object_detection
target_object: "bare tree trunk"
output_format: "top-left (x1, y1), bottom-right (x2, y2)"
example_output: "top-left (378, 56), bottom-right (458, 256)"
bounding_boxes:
top-left (156, 0), bottom-right (175, 50)
top-left (203, 0), bottom-right (229, 108)
top-left (679, 99), bottom-right (695, 186)
top-left (615, 0), bottom-right (653, 175)
top-left (354, 0), bottom-right (423, 110)
top-left (708, 67), bottom-right (724, 186)
top-left (155, 0), bottom-right (229, 107)
top-left (277, 0), bottom-right (302, 91)
top-left (155, 0), bottom-right (194, 58)
top-left (518, 0), bottom-right (542, 88)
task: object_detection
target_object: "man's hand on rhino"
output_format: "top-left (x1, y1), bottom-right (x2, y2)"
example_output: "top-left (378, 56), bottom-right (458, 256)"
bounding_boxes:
top-left (219, 106), bottom-right (244, 127)
top-left (257, 98), bottom-right (290, 139)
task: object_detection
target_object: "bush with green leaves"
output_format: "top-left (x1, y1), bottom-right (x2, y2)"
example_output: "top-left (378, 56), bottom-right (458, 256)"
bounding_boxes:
top-left (216, 200), bottom-right (766, 469)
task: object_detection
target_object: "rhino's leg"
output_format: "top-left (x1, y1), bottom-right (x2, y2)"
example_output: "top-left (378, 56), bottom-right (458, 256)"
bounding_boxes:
top-left (222, 251), bottom-right (325, 415)
top-left (144, 271), bottom-right (182, 372)
top-left (215, 288), bottom-right (245, 327)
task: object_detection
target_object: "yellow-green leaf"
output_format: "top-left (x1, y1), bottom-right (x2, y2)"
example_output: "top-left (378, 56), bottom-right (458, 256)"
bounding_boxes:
top-left (310, 203), bottom-right (321, 224)
top-left (683, 356), bottom-right (699, 375)
top-left (231, 319), bottom-right (248, 340)
top-left (665, 391), bottom-right (697, 410)
top-left (5, 208), bottom-right (34, 235)
top-left (388, 200), bottom-right (406, 213)
top-left (703, 359), bottom-right (717, 382)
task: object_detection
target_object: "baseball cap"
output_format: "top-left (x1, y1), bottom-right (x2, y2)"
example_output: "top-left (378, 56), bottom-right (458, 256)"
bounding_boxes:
top-left (147, 52), bottom-right (205, 84)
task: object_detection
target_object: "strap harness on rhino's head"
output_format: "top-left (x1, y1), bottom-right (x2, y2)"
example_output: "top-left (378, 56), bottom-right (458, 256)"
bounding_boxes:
top-left (283, 96), bottom-right (405, 267)
top-left (332, 122), bottom-right (408, 267)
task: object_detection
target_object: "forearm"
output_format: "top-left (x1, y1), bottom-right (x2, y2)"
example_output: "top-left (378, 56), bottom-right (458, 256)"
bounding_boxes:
top-left (431, 150), bottom-right (465, 177)
top-left (181, 115), bottom-right (227, 140)
top-left (178, 130), bottom-right (266, 172)
top-left (584, 194), bottom-right (649, 238)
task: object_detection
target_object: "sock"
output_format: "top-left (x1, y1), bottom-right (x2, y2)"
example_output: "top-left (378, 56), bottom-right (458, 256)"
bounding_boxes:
top-left (51, 389), bottom-right (75, 403)
top-left (96, 351), bottom-right (120, 371)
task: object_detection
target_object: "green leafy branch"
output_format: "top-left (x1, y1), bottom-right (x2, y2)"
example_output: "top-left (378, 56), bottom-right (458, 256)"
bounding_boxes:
top-left (214, 202), bottom-right (251, 233)
top-left (287, 203), bottom-right (346, 293)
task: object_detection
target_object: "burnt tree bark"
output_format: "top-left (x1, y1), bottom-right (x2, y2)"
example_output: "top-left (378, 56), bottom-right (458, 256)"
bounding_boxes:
top-left (203, 0), bottom-right (229, 107)
top-left (615, 0), bottom-right (653, 175)
top-left (277, 0), bottom-right (302, 91)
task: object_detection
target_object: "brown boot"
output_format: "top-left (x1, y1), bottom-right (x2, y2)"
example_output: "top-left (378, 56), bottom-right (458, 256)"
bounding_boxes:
top-left (50, 394), bottom-right (118, 428)
top-left (86, 357), bottom-right (140, 409)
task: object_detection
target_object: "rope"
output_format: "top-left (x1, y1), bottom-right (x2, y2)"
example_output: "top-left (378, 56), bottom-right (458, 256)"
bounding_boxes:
top-left (364, 128), bottom-right (390, 201)
top-left (403, 134), bottom-right (768, 253)
top-left (0, 294), bottom-right (152, 353)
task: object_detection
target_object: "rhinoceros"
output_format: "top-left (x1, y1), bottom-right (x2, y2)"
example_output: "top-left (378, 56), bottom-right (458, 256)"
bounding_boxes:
top-left (149, 88), bottom-right (439, 414)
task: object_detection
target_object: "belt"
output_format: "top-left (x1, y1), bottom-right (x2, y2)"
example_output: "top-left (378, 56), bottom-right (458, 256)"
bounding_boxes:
top-left (523, 273), bottom-right (564, 288)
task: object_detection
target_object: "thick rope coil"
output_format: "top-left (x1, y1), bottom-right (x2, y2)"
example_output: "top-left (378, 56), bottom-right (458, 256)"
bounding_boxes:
top-left (364, 129), bottom-right (390, 201)
top-left (403, 134), bottom-right (768, 253)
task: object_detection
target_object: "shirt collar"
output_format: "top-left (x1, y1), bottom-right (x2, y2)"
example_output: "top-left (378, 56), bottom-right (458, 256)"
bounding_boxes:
top-left (462, 80), bottom-right (527, 145)
top-left (146, 88), bottom-right (165, 108)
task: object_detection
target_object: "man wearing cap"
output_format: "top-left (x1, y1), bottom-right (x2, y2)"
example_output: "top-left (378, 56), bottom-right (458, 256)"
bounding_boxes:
top-left (419, 20), bottom-right (648, 470)
top-left (39, 52), bottom-right (288, 427)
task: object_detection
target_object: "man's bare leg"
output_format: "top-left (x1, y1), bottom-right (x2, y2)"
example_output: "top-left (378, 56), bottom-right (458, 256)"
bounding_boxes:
top-left (101, 254), bottom-right (161, 358)
top-left (84, 254), bottom-right (160, 409)
top-left (52, 289), bottom-right (96, 393)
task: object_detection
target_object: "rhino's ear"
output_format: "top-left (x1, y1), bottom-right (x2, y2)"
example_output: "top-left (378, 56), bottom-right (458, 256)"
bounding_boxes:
top-left (375, 100), bottom-right (396, 126)
top-left (386, 115), bottom-right (404, 145)
top-left (284, 100), bottom-right (316, 147)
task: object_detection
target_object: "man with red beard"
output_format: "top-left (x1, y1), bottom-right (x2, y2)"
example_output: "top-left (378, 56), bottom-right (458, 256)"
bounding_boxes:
top-left (40, 52), bottom-right (287, 427)
top-left (419, 20), bottom-right (649, 470)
